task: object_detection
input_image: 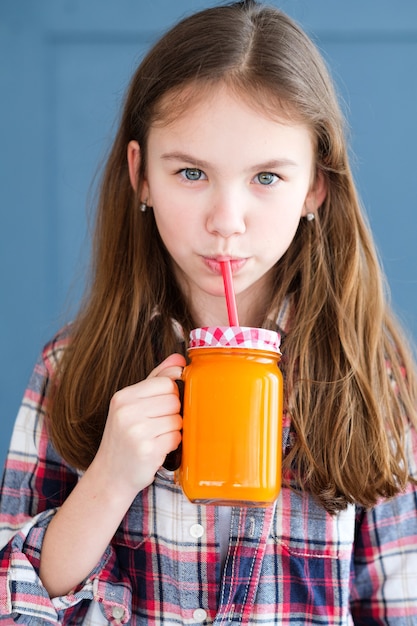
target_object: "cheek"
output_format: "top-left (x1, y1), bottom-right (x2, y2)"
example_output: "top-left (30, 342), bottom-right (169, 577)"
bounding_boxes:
top-left (153, 194), bottom-right (201, 237)
top-left (152, 207), bottom-right (193, 260)
top-left (259, 211), bottom-right (300, 246)
top-left (153, 213), bottom-right (175, 245)
top-left (257, 223), bottom-right (300, 267)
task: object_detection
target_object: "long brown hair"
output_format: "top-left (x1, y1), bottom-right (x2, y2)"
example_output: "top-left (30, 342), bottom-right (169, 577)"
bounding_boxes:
top-left (49, 0), bottom-right (417, 513)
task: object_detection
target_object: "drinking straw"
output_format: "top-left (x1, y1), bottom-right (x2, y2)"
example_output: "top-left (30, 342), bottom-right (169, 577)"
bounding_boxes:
top-left (220, 260), bottom-right (239, 326)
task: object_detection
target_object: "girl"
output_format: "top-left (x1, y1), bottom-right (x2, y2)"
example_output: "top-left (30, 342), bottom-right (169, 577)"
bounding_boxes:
top-left (1, 1), bottom-right (417, 624)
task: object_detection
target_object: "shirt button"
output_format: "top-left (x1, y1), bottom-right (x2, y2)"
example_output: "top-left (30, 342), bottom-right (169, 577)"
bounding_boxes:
top-left (193, 607), bottom-right (207, 622)
top-left (189, 523), bottom-right (204, 539)
top-left (111, 605), bottom-right (125, 620)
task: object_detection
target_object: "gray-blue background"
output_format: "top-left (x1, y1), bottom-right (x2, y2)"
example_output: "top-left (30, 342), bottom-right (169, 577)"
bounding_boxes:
top-left (1, 0), bottom-right (417, 468)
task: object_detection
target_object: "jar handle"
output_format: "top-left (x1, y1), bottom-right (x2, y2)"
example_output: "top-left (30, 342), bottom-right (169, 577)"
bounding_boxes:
top-left (162, 379), bottom-right (184, 471)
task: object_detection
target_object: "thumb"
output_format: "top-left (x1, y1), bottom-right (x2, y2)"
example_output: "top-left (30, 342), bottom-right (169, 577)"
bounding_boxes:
top-left (148, 353), bottom-right (186, 380)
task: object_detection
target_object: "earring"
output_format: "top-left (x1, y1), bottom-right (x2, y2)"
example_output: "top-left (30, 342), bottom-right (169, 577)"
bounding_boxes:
top-left (139, 201), bottom-right (147, 213)
top-left (306, 212), bottom-right (315, 221)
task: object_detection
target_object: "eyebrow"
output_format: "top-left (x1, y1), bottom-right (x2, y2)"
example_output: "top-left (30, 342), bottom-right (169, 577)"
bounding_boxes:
top-left (160, 151), bottom-right (299, 171)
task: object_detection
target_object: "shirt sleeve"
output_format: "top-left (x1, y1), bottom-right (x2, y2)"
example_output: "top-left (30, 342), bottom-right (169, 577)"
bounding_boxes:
top-left (350, 419), bottom-right (417, 623)
top-left (0, 335), bottom-right (132, 625)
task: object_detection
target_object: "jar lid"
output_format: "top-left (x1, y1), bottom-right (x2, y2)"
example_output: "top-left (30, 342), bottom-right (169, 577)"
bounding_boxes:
top-left (189, 326), bottom-right (281, 353)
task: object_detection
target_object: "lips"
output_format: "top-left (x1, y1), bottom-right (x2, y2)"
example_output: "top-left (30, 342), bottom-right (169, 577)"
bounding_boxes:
top-left (203, 256), bottom-right (247, 274)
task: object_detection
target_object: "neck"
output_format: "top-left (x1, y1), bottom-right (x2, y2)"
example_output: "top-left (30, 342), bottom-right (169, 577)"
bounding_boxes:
top-left (192, 290), bottom-right (269, 329)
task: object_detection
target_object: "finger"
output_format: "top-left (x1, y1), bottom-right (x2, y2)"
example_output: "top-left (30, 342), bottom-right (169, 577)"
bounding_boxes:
top-left (132, 417), bottom-right (182, 467)
top-left (148, 353), bottom-right (186, 380)
top-left (158, 429), bottom-right (182, 454)
top-left (137, 413), bottom-right (182, 439)
top-left (153, 430), bottom-right (183, 467)
top-left (109, 376), bottom-right (180, 413)
top-left (133, 392), bottom-right (181, 419)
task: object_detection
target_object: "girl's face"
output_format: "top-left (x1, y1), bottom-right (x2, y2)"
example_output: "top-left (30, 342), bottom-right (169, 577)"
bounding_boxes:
top-left (129, 85), bottom-right (326, 327)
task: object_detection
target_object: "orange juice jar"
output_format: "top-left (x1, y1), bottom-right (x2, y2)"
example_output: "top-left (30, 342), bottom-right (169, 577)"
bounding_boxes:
top-left (178, 326), bottom-right (283, 506)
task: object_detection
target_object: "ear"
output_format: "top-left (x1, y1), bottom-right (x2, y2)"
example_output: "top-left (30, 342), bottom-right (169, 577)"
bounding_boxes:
top-left (302, 169), bottom-right (327, 217)
top-left (127, 140), bottom-right (150, 201)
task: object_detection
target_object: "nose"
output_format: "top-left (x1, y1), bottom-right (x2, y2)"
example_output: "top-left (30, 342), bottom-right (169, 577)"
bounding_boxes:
top-left (206, 188), bottom-right (246, 238)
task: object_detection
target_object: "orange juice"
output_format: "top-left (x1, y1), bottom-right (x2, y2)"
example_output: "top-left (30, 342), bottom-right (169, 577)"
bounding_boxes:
top-left (178, 327), bottom-right (283, 506)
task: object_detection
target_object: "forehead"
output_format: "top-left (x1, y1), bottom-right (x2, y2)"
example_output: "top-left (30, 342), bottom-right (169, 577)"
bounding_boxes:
top-left (151, 79), bottom-right (307, 130)
top-left (147, 83), bottom-right (315, 165)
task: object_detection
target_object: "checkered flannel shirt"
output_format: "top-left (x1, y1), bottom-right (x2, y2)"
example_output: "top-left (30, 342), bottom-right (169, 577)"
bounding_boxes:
top-left (1, 316), bottom-right (417, 624)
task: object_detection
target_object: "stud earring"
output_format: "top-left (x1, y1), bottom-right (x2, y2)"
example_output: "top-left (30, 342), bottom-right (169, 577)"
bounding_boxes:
top-left (306, 212), bottom-right (315, 221)
top-left (139, 201), bottom-right (147, 213)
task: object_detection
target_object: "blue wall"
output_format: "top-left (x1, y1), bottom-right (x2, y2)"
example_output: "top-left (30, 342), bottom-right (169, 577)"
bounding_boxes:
top-left (1, 0), bottom-right (417, 468)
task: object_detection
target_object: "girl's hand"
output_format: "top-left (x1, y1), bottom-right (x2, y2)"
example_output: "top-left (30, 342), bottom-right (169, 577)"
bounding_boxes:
top-left (39, 354), bottom-right (185, 599)
top-left (92, 353), bottom-right (185, 499)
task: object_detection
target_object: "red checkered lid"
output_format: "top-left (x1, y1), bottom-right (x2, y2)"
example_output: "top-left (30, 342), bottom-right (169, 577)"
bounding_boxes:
top-left (189, 326), bottom-right (281, 354)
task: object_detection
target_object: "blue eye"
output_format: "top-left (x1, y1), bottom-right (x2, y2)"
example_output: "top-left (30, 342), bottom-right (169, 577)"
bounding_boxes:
top-left (181, 168), bottom-right (205, 181)
top-left (256, 172), bottom-right (279, 185)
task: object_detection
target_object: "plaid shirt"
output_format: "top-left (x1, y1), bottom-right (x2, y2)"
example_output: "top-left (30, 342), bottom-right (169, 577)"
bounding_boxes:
top-left (1, 321), bottom-right (417, 625)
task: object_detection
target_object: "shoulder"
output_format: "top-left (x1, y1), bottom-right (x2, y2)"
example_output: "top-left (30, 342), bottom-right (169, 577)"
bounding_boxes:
top-left (41, 324), bottom-right (73, 378)
top-left (23, 325), bottom-right (73, 404)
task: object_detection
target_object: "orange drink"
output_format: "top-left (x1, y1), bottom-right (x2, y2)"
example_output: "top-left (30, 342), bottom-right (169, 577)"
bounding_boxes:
top-left (179, 327), bottom-right (283, 506)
